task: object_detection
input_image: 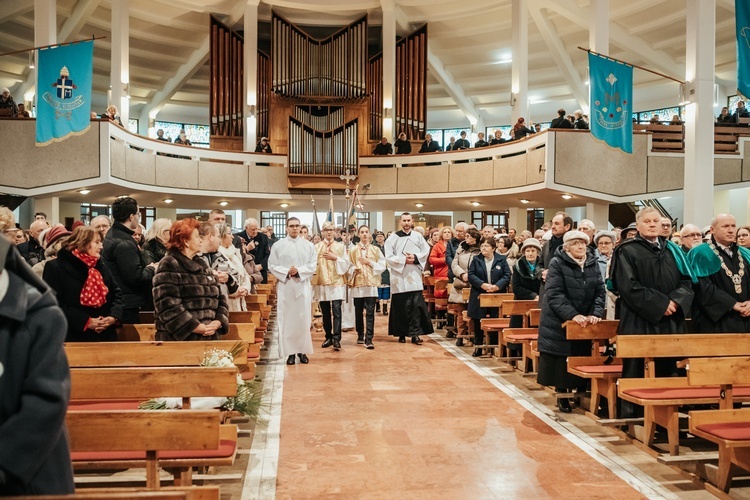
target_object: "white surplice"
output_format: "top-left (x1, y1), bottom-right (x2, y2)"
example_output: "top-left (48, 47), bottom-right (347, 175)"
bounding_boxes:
top-left (268, 235), bottom-right (318, 359)
top-left (384, 230), bottom-right (430, 294)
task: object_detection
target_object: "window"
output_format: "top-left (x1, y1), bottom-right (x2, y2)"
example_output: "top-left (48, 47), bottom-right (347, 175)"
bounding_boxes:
top-left (633, 106), bottom-right (685, 124)
top-left (261, 211), bottom-right (288, 239)
top-left (472, 211), bottom-right (508, 231)
top-left (80, 203), bottom-right (155, 228)
top-left (154, 120), bottom-right (210, 148)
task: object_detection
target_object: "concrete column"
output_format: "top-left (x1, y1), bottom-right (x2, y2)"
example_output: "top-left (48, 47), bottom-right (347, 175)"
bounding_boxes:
top-left (589, 0), bottom-right (609, 55)
top-left (381, 0), bottom-right (397, 140)
top-left (507, 207), bottom-right (528, 232)
top-left (683, 0), bottom-right (715, 228)
top-left (111, 0), bottom-right (130, 124)
top-left (585, 202), bottom-right (609, 231)
top-left (155, 207), bottom-right (177, 221)
top-left (729, 188), bottom-right (750, 225)
top-left (33, 0), bottom-right (56, 111)
top-left (714, 189), bottom-right (730, 215)
top-left (34, 196), bottom-right (60, 225)
top-left (511, 0), bottom-right (528, 123)
top-left (244, 0), bottom-right (260, 151)
top-left (381, 210), bottom-right (396, 233)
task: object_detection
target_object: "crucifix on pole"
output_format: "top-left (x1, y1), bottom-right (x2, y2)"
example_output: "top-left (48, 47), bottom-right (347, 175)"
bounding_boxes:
top-left (340, 168), bottom-right (357, 225)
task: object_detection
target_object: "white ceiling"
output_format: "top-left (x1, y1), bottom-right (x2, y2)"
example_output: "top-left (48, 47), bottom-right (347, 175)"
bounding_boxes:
top-left (0, 0), bottom-right (740, 130)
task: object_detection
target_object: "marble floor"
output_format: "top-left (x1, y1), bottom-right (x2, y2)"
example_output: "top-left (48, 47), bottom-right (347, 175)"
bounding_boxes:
top-left (269, 314), bottom-right (673, 499)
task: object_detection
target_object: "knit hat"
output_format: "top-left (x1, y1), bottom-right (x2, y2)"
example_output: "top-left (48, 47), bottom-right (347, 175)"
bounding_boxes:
top-left (520, 238), bottom-right (542, 251)
top-left (563, 230), bottom-right (590, 245)
top-left (593, 230), bottom-right (616, 245)
top-left (45, 225), bottom-right (71, 248)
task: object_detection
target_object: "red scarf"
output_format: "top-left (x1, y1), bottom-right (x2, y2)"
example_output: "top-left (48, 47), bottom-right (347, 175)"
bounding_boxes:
top-left (72, 249), bottom-right (109, 308)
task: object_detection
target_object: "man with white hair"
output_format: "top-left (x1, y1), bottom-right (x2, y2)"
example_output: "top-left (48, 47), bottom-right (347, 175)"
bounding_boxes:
top-left (679, 224), bottom-right (703, 254)
top-left (609, 207), bottom-right (695, 416)
top-left (90, 215), bottom-right (111, 240)
top-left (237, 218), bottom-right (270, 283)
top-left (577, 219), bottom-right (596, 249)
top-left (312, 221), bottom-right (349, 351)
top-left (18, 219), bottom-right (47, 266)
top-left (689, 213), bottom-right (750, 333)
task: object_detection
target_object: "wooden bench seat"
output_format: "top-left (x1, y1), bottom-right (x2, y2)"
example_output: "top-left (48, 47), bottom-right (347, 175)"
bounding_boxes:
top-left (67, 410), bottom-right (237, 488)
top-left (21, 486), bottom-right (221, 500)
top-left (616, 333), bottom-right (750, 455)
top-left (565, 320), bottom-right (620, 418)
top-left (476, 293), bottom-right (514, 355)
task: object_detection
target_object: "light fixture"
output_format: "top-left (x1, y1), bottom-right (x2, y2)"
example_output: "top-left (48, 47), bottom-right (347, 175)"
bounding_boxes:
top-left (78, 189), bottom-right (90, 195)
top-left (28, 51), bottom-right (35, 69)
top-left (678, 81), bottom-right (695, 106)
top-left (415, 203), bottom-right (424, 208)
top-left (218, 201), bottom-right (229, 207)
top-left (280, 203), bottom-right (289, 208)
top-left (117, 194), bottom-right (129, 199)
top-left (383, 107), bottom-right (392, 119)
top-left (163, 198), bottom-right (173, 204)
top-left (470, 201), bottom-right (480, 207)
top-left (509, 92), bottom-right (517, 106)
top-left (584, 66), bottom-right (589, 86)
top-left (561, 194), bottom-right (573, 200)
top-left (248, 105), bottom-right (256, 119)
top-left (519, 199), bottom-right (530, 204)
top-left (123, 82), bottom-right (131, 99)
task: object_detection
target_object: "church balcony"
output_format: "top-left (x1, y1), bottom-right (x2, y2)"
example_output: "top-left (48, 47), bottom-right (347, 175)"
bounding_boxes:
top-left (1, 120), bottom-right (749, 212)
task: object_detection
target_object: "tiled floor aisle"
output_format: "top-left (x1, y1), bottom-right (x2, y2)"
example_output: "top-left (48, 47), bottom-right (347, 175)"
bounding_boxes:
top-left (274, 315), bottom-right (644, 499)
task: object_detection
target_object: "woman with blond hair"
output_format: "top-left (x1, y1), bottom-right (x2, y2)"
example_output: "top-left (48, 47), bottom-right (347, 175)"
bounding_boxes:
top-left (143, 218), bottom-right (172, 265)
top-left (215, 223), bottom-right (251, 312)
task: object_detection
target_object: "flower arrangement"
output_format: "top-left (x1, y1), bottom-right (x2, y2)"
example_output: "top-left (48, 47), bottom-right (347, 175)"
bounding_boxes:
top-left (139, 342), bottom-right (263, 419)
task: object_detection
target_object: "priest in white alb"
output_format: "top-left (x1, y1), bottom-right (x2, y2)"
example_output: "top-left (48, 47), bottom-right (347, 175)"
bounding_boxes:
top-left (385, 212), bottom-right (434, 344)
top-left (268, 217), bottom-right (318, 365)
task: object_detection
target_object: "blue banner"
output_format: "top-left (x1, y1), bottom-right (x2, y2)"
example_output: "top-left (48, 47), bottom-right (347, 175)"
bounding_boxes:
top-left (36, 40), bottom-right (93, 146)
top-left (737, 0), bottom-right (750, 97)
top-left (588, 52), bottom-right (633, 154)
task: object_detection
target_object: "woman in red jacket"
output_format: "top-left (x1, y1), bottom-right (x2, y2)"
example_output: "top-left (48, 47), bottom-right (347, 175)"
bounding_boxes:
top-left (429, 226), bottom-right (453, 299)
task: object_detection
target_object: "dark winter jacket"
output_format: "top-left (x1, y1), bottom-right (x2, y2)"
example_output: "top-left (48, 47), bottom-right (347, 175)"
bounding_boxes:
top-left (152, 248), bottom-right (229, 341)
top-left (467, 253), bottom-right (511, 319)
top-left (538, 247), bottom-right (605, 357)
top-left (142, 238), bottom-right (167, 266)
top-left (102, 221), bottom-right (155, 309)
top-left (0, 240), bottom-right (75, 495)
top-left (42, 249), bottom-right (124, 342)
top-left (512, 257), bottom-right (542, 300)
top-left (17, 237), bottom-right (44, 267)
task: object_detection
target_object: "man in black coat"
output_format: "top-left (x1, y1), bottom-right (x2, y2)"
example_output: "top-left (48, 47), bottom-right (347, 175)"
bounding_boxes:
top-left (689, 213), bottom-right (750, 333)
top-left (550, 108), bottom-right (572, 129)
top-left (489, 130), bottom-right (507, 145)
top-left (372, 137), bottom-right (393, 155)
top-left (102, 196), bottom-right (156, 323)
top-left (454, 131), bottom-right (470, 151)
top-left (17, 219), bottom-right (47, 267)
top-left (0, 238), bottom-right (75, 496)
top-left (539, 212), bottom-right (572, 301)
top-left (237, 217), bottom-right (271, 283)
top-left (734, 100), bottom-right (750, 123)
top-left (418, 133), bottom-right (441, 153)
top-left (394, 132), bottom-right (412, 154)
top-left (609, 207), bottom-right (694, 417)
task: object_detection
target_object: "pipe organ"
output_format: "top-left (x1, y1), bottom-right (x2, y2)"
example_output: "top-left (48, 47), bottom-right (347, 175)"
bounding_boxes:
top-left (369, 25), bottom-right (428, 141)
top-left (272, 14), bottom-right (368, 100)
top-left (210, 16), bottom-right (244, 143)
top-left (289, 106), bottom-right (358, 176)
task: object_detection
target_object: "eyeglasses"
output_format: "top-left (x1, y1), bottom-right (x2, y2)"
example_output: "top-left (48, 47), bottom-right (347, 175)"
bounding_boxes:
top-left (287, 224), bottom-right (300, 228)
top-left (661, 223), bottom-right (671, 228)
top-left (683, 233), bottom-right (702, 238)
top-left (739, 234), bottom-right (750, 239)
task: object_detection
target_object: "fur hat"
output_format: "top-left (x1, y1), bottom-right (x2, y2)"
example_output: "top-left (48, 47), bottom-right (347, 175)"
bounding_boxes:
top-left (520, 238), bottom-right (542, 251)
top-left (563, 230), bottom-right (590, 245)
top-left (45, 225), bottom-right (71, 248)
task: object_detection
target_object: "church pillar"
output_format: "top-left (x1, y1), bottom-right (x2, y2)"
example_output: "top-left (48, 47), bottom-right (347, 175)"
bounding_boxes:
top-left (589, 0), bottom-right (609, 55)
top-left (511, 0), bottom-right (528, 123)
top-left (585, 202), bottom-right (609, 231)
top-left (683, 0), bottom-right (715, 228)
top-left (110, 0), bottom-right (130, 123)
top-left (714, 189), bottom-right (730, 215)
top-left (244, 0), bottom-right (260, 151)
top-left (34, 196), bottom-right (60, 225)
top-left (507, 207), bottom-right (528, 232)
top-left (33, 0), bottom-right (56, 111)
top-left (381, 210), bottom-right (396, 233)
top-left (381, 0), bottom-right (397, 141)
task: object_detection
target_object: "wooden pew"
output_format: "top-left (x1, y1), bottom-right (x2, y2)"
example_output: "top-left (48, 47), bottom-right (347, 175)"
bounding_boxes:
top-left (565, 320), bottom-right (621, 418)
top-left (229, 311), bottom-right (265, 345)
top-left (67, 410), bottom-right (236, 488)
top-left (687, 356), bottom-right (750, 492)
top-left (617, 333), bottom-right (750, 455)
top-left (433, 278), bottom-right (450, 329)
top-left (527, 308), bottom-right (542, 373)
top-left (500, 300), bottom-right (540, 372)
top-left (477, 293), bottom-right (514, 357)
top-left (65, 341), bottom-right (248, 368)
top-left (457, 287), bottom-right (473, 343)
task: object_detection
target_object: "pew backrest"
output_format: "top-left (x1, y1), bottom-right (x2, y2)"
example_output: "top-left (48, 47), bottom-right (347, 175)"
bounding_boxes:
top-left (616, 334), bottom-right (750, 358)
top-left (479, 293), bottom-right (514, 308)
top-left (65, 341), bottom-right (248, 368)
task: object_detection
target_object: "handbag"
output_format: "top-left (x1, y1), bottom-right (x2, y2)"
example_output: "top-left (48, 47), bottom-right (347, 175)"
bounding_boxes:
top-left (452, 277), bottom-right (467, 291)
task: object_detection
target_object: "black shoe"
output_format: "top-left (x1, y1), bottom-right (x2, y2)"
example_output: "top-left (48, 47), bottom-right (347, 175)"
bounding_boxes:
top-left (298, 354), bottom-right (309, 364)
top-left (333, 340), bottom-right (341, 350)
top-left (357, 337), bottom-right (365, 344)
top-left (398, 336), bottom-right (406, 343)
top-left (456, 338), bottom-right (464, 347)
top-left (446, 331), bottom-right (456, 339)
top-left (411, 336), bottom-right (423, 345)
top-left (375, 304), bottom-right (381, 312)
top-left (365, 340), bottom-right (374, 349)
top-left (321, 338), bottom-right (333, 348)
top-left (558, 398), bottom-right (572, 413)
top-left (472, 348), bottom-right (482, 357)
top-left (383, 304), bottom-right (388, 315)
top-left (286, 355), bottom-right (296, 365)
